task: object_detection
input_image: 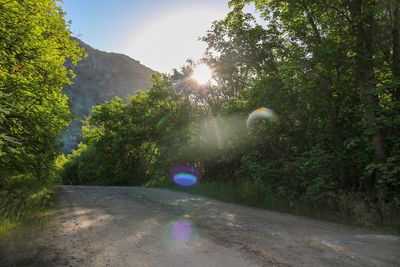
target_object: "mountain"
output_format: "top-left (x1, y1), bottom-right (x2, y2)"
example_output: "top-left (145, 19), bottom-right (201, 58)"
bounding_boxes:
top-left (62, 39), bottom-right (155, 152)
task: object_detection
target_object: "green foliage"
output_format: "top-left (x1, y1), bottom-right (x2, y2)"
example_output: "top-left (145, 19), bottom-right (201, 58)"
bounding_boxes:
top-left (60, 73), bottom-right (196, 185)
top-left (0, 0), bottom-right (84, 180)
top-left (62, 0), bottom-right (400, 230)
top-left (0, 0), bottom-right (83, 232)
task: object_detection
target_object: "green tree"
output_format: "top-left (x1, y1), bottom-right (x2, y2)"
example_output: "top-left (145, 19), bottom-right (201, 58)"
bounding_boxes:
top-left (61, 0), bottom-right (399, 228)
top-left (0, 0), bottom-right (84, 180)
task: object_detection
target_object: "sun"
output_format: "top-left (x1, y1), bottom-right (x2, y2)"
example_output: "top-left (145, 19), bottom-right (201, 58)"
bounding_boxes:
top-left (191, 64), bottom-right (213, 85)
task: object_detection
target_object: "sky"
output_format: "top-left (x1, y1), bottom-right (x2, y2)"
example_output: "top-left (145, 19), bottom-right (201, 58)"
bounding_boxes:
top-left (61, 0), bottom-right (231, 73)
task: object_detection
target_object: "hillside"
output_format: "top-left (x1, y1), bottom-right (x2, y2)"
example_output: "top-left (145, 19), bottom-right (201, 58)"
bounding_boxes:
top-left (62, 39), bottom-right (155, 152)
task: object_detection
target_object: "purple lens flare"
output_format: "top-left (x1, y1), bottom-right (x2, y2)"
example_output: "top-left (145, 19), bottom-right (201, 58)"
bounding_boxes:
top-left (172, 219), bottom-right (193, 243)
top-left (171, 166), bottom-right (202, 187)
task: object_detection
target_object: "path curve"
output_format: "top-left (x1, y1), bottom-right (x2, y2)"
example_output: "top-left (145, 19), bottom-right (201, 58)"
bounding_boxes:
top-left (1, 186), bottom-right (399, 266)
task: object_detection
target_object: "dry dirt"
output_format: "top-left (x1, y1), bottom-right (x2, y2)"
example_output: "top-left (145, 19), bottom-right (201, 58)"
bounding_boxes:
top-left (1, 185), bottom-right (399, 266)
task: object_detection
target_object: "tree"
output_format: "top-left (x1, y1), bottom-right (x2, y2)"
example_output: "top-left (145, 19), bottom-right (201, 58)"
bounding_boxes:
top-left (62, 0), bottom-right (399, 227)
top-left (0, 0), bottom-right (84, 180)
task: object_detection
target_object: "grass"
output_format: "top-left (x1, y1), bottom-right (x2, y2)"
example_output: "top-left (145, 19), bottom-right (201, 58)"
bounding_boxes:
top-left (0, 174), bottom-right (57, 240)
top-left (0, 219), bottom-right (17, 236)
top-left (149, 179), bottom-right (400, 234)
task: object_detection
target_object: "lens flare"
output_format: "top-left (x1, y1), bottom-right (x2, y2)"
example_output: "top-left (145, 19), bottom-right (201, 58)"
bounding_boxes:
top-left (156, 115), bottom-right (173, 129)
top-left (171, 166), bottom-right (201, 187)
top-left (191, 63), bottom-right (213, 85)
top-left (164, 217), bottom-right (197, 246)
top-left (172, 219), bottom-right (192, 243)
top-left (173, 173), bottom-right (197, 186)
top-left (156, 117), bottom-right (167, 128)
top-left (247, 107), bottom-right (275, 128)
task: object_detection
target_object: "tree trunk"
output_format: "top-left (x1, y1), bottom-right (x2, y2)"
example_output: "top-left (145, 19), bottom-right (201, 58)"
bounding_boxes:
top-left (392, 0), bottom-right (400, 101)
top-left (348, 0), bottom-right (385, 161)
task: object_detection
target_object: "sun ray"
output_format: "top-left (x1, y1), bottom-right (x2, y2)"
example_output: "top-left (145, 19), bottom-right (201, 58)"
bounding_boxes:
top-left (191, 64), bottom-right (213, 85)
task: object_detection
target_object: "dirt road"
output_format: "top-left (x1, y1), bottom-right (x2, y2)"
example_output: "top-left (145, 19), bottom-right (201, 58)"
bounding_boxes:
top-left (1, 186), bottom-right (399, 266)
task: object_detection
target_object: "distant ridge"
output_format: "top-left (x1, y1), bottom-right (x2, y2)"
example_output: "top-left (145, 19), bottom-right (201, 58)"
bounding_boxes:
top-left (62, 39), bottom-right (156, 153)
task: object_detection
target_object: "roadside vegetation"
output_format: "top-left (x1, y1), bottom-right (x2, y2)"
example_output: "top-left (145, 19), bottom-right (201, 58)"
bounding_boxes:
top-left (0, 174), bottom-right (56, 237)
top-left (59, 0), bottom-right (400, 231)
top-left (0, 0), bottom-right (84, 236)
top-left (1, 0), bottom-right (399, 234)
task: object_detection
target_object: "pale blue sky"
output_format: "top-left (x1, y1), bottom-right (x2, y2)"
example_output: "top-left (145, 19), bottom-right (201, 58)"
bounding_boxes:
top-left (61, 0), bottom-right (231, 73)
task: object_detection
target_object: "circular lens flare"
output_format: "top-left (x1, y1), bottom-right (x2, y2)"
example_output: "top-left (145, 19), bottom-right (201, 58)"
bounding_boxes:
top-left (156, 117), bottom-right (166, 128)
top-left (172, 220), bottom-right (192, 243)
top-left (156, 115), bottom-right (174, 129)
top-left (247, 107), bottom-right (275, 128)
top-left (191, 64), bottom-right (212, 85)
top-left (171, 166), bottom-right (201, 187)
top-left (173, 173), bottom-right (197, 187)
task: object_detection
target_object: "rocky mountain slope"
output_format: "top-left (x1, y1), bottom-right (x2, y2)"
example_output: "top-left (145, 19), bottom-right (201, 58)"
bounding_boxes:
top-left (62, 39), bottom-right (155, 152)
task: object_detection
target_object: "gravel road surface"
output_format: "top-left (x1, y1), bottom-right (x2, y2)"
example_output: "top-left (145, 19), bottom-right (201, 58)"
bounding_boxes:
top-left (1, 186), bottom-right (399, 266)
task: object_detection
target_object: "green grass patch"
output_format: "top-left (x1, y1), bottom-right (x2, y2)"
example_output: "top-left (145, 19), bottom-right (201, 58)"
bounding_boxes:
top-left (0, 174), bottom-right (56, 240)
top-left (0, 219), bottom-right (17, 236)
top-left (150, 180), bottom-right (400, 234)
